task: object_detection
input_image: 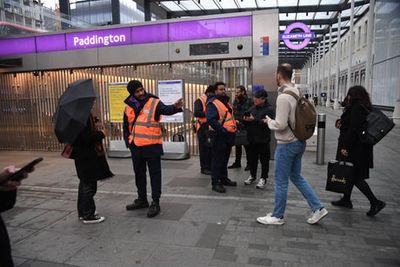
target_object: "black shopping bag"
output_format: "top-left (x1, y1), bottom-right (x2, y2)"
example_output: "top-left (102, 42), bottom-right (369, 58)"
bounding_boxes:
top-left (326, 160), bottom-right (354, 194)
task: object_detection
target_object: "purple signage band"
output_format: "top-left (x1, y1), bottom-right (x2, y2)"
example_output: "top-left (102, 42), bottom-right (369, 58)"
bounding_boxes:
top-left (169, 16), bottom-right (251, 41)
top-left (281, 22), bottom-right (315, 50)
top-left (0, 15), bottom-right (251, 57)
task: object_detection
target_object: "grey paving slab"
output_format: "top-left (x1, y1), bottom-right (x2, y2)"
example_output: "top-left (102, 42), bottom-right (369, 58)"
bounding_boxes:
top-left (19, 260), bottom-right (79, 267)
top-left (65, 239), bottom-right (158, 267)
top-left (167, 177), bottom-right (210, 187)
top-left (19, 210), bottom-right (70, 229)
top-left (142, 245), bottom-right (214, 267)
top-left (3, 207), bottom-right (48, 227)
top-left (12, 230), bottom-right (92, 263)
top-left (7, 226), bottom-right (38, 244)
top-left (196, 223), bottom-right (226, 249)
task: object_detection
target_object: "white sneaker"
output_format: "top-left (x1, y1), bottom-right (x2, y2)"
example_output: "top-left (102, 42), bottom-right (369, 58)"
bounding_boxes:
top-left (307, 208), bottom-right (328, 224)
top-left (82, 215), bottom-right (105, 224)
top-left (79, 210), bottom-right (98, 220)
top-left (244, 176), bottom-right (256, 185)
top-left (256, 178), bottom-right (266, 189)
top-left (257, 213), bottom-right (285, 225)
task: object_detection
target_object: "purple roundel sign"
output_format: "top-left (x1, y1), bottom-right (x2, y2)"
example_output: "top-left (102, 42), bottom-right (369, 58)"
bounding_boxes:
top-left (281, 22), bottom-right (315, 50)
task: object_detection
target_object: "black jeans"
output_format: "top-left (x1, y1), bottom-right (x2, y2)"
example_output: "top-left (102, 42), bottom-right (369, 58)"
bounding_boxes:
top-left (248, 143), bottom-right (270, 178)
top-left (132, 155), bottom-right (162, 203)
top-left (77, 179), bottom-right (97, 218)
top-left (211, 136), bottom-right (232, 186)
top-left (0, 215), bottom-right (13, 267)
top-left (343, 179), bottom-right (378, 204)
top-left (233, 145), bottom-right (250, 166)
top-left (197, 128), bottom-right (212, 171)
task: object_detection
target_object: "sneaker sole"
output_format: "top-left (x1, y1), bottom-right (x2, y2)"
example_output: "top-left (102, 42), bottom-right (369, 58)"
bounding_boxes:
top-left (83, 218), bottom-right (105, 224)
top-left (256, 217), bottom-right (284, 225)
top-left (256, 186), bottom-right (265, 189)
top-left (307, 210), bottom-right (328, 225)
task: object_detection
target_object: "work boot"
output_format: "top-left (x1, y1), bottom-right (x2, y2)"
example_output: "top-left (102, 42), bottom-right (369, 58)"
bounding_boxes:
top-left (126, 198), bottom-right (149, 210)
top-left (147, 201), bottom-right (161, 218)
top-left (331, 198), bottom-right (353, 209)
top-left (220, 178), bottom-right (237, 186)
top-left (228, 163), bottom-right (241, 169)
top-left (212, 184), bottom-right (226, 193)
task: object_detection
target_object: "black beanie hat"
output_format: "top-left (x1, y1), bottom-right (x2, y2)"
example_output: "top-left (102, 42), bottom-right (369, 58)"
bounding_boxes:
top-left (127, 80), bottom-right (143, 95)
top-left (254, 90), bottom-right (268, 99)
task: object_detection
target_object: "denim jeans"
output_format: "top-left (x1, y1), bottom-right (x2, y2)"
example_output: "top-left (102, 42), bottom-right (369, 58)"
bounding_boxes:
top-left (272, 140), bottom-right (323, 218)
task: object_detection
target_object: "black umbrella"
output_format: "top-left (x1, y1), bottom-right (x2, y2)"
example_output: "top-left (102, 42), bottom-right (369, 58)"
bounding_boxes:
top-left (54, 79), bottom-right (96, 144)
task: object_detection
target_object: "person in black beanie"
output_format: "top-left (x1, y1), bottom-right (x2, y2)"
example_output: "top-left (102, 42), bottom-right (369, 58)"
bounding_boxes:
top-left (123, 80), bottom-right (183, 217)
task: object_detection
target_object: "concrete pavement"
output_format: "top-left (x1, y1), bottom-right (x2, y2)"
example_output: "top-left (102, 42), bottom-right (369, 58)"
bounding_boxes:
top-left (1, 106), bottom-right (399, 267)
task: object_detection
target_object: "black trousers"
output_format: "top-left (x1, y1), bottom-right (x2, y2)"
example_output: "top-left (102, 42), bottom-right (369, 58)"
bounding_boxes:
top-left (248, 143), bottom-right (270, 179)
top-left (211, 137), bottom-right (232, 186)
top-left (233, 144), bottom-right (250, 166)
top-left (343, 179), bottom-right (378, 204)
top-left (197, 128), bottom-right (212, 171)
top-left (132, 155), bottom-right (162, 203)
top-left (77, 179), bottom-right (97, 218)
top-left (0, 215), bottom-right (14, 267)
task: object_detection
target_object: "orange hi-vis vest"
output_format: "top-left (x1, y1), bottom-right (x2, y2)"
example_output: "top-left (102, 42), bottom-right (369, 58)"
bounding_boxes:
top-left (195, 94), bottom-right (207, 131)
top-left (125, 97), bottom-right (163, 147)
top-left (212, 99), bottom-right (237, 133)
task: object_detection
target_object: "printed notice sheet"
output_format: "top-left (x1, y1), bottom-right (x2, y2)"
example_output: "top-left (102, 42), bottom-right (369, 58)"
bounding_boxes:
top-left (158, 80), bottom-right (184, 123)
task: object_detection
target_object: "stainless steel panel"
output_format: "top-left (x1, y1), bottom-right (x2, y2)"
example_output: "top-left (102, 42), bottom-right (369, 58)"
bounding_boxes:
top-left (169, 37), bottom-right (252, 62)
top-left (98, 43), bottom-right (170, 66)
top-left (36, 49), bottom-right (98, 70)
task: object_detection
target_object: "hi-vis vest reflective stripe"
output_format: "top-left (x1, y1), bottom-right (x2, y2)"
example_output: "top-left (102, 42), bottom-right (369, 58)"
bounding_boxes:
top-left (212, 99), bottom-right (237, 133)
top-left (195, 95), bottom-right (207, 131)
top-left (125, 98), bottom-right (163, 147)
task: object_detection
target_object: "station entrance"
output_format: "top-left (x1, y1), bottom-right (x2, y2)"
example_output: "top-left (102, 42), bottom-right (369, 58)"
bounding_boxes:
top-left (0, 59), bottom-right (251, 154)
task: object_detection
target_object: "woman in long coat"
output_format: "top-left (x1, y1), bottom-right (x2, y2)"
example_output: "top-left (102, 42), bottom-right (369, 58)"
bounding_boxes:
top-left (331, 86), bottom-right (385, 217)
top-left (72, 112), bottom-right (113, 224)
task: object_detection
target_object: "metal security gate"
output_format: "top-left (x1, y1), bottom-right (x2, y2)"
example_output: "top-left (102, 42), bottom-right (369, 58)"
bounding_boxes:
top-left (0, 59), bottom-right (251, 154)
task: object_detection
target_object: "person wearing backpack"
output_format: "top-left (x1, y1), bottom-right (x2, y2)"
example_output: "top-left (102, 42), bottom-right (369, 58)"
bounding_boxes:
top-left (331, 86), bottom-right (386, 217)
top-left (256, 63), bottom-right (328, 225)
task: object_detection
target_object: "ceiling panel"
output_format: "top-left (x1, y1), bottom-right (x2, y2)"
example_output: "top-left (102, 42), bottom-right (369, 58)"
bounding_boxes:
top-left (296, 12), bottom-right (315, 20)
top-left (197, 0), bottom-right (219, 10)
top-left (279, 13), bottom-right (296, 21)
top-left (237, 0), bottom-right (257, 9)
top-left (299, 0), bottom-right (320, 6)
top-left (218, 0), bottom-right (238, 9)
top-left (160, 2), bottom-right (182, 11)
top-left (256, 0), bottom-right (278, 8)
top-left (278, 0), bottom-right (298, 7)
top-left (180, 1), bottom-right (202, 10)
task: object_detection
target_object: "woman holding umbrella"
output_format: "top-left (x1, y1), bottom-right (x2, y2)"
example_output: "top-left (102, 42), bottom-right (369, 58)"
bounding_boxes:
top-left (55, 79), bottom-right (113, 223)
top-left (72, 111), bottom-right (114, 224)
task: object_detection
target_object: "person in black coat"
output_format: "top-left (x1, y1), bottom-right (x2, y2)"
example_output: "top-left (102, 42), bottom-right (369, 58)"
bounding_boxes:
top-left (242, 90), bottom-right (275, 189)
top-left (72, 112), bottom-right (114, 224)
top-left (331, 86), bottom-right (386, 217)
top-left (228, 85), bottom-right (253, 170)
top-left (0, 165), bottom-right (33, 267)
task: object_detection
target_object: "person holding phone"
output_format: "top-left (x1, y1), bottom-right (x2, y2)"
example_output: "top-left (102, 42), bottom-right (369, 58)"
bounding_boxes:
top-left (1, 165), bottom-right (33, 267)
top-left (242, 90), bottom-right (274, 189)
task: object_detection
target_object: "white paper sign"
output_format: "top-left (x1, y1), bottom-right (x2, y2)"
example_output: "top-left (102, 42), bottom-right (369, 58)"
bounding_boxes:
top-left (158, 80), bottom-right (184, 123)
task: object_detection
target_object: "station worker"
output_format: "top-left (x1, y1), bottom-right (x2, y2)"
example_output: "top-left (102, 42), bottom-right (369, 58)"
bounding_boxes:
top-left (206, 81), bottom-right (237, 193)
top-left (193, 85), bottom-right (214, 175)
top-left (123, 80), bottom-right (183, 218)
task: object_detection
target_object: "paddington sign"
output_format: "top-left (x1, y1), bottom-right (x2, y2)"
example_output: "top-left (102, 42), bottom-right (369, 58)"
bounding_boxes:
top-left (0, 16), bottom-right (251, 56)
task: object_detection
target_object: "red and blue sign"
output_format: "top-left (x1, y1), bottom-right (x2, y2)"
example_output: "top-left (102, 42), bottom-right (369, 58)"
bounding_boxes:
top-left (260, 36), bottom-right (269, 56)
top-left (280, 22), bottom-right (315, 50)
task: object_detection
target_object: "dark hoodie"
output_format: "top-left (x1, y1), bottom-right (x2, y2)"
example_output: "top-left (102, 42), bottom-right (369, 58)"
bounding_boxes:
top-left (123, 92), bottom-right (182, 158)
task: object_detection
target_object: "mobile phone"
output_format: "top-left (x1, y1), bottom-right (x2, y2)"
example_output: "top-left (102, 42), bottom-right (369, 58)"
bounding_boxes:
top-left (8, 157), bottom-right (43, 182)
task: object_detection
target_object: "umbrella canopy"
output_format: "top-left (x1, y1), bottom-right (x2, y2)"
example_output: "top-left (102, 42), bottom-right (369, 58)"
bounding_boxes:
top-left (54, 79), bottom-right (96, 144)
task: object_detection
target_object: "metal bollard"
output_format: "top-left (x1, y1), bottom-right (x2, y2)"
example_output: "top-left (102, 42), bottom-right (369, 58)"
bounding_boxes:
top-left (316, 113), bottom-right (326, 165)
